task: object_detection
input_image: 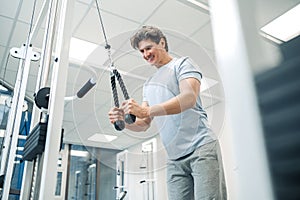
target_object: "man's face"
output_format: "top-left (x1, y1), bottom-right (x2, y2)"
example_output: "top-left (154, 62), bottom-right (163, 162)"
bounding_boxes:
top-left (137, 39), bottom-right (166, 67)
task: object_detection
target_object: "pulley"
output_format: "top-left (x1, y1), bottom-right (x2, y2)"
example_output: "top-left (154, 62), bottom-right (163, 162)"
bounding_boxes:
top-left (34, 87), bottom-right (50, 110)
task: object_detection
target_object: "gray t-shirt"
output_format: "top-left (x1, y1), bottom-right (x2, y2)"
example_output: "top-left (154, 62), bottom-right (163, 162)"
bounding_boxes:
top-left (143, 57), bottom-right (216, 160)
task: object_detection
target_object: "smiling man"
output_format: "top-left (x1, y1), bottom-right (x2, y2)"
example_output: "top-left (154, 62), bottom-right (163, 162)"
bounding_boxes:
top-left (108, 26), bottom-right (227, 200)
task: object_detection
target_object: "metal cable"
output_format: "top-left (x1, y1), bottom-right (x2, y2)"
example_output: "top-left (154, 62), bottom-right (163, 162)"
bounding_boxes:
top-left (94, 0), bottom-right (113, 66)
top-left (94, 0), bottom-right (109, 47)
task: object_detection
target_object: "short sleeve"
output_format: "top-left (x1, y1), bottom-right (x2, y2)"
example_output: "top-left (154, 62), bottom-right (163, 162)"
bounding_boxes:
top-left (176, 57), bottom-right (202, 82)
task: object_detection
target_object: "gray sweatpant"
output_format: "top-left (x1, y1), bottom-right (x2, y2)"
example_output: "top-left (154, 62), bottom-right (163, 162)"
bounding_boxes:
top-left (167, 140), bottom-right (227, 200)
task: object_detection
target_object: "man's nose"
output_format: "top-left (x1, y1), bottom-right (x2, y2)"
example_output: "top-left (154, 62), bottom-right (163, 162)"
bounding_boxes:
top-left (143, 50), bottom-right (149, 58)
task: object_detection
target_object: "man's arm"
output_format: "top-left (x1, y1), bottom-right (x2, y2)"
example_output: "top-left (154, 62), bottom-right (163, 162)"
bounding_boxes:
top-left (150, 77), bottom-right (200, 116)
top-left (125, 77), bottom-right (200, 118)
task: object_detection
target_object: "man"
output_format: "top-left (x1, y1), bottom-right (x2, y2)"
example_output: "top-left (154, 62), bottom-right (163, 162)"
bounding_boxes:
top-left (108, 26), bottom-right (227, 200)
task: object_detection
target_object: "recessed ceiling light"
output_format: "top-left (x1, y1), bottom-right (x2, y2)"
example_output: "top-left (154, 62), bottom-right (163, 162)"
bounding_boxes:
top-left (88, 133), bottom-right (117, 143)
top-left (70, 150), bottom-right (89, 157)
top-left (69, 37), bottom-right (98, 62)
top-left (261, 4), bottom-right (300, 42)
top-left (186, 0), bottom-right (209, 11)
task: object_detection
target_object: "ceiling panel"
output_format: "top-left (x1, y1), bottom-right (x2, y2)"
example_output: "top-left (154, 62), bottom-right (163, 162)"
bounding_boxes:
top-left (17, 0), bottom-right (44, 24)
top-left (1, 70), bottom-right (17, 88)
top-left (71, 1), bottom-right (91, 32)
top-left (73, 6), bottom-right (139, 44)
top-left (146, 0), bottom-right (210, 36)
top-left (5, 58), bottom-right (19, 74)
top-left (9, 22), bottom-right (30, 48)
top-left (0, 46), bottom-right (5, 67)
top-left (31, 28), bottom-right (45, 49)
top-left (0, 0), bottom-right (19, 19)
top-left (72, 6), bottom-right (104, 43)
top-left (191, 22), bottom-right (214, 51)
top-left (0, 17), bottom-right (14, 46)
top-left (98, 0), bottom-right (164, 23)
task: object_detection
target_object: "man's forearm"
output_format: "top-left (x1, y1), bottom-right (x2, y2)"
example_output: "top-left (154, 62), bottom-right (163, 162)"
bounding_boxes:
top-left (125, 117), bottom-right (151, 132)
top-left (149, 92), bottom-right (196, 117)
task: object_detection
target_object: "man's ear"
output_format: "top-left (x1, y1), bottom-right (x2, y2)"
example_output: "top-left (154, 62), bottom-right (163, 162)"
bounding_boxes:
top-left (160, 38), bottom-right (166, 49)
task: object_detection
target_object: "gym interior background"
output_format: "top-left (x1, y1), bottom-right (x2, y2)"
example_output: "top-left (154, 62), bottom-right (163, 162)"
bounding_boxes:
top-left (0, 0), bottom-right (299, 199)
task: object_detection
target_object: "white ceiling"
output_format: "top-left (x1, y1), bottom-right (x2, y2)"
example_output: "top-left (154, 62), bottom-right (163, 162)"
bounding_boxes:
top-left (0, 0), bottom-right (299, 150)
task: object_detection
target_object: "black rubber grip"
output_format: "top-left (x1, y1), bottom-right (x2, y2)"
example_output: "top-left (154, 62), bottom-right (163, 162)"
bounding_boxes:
top-left (124, 114), bottom-right (136, 124)
top-left (114, 120), bottom-right (125, 131)
top-left (77, 78), bottom-right (96, 98)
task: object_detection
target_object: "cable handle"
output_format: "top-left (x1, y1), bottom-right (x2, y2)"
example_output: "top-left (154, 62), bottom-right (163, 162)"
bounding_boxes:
top-left (110, 75), bottom-right (125, 131)
top-left (113, 69), bottom-right (137, 124)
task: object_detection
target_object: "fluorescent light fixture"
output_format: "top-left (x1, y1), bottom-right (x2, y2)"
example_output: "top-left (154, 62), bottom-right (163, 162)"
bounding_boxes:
top-left (88, 133), bottom-right (117, 143)
top-left (70, 150), bottom-right (89, 157)
top-left (69, 37), bottom-right (98, 62)
top-left (259, 32), bottom-right (283, 44)
top-left (186, 0), bottom-right (209, 11)
top-left (261, 4), bottom-right (300, 42)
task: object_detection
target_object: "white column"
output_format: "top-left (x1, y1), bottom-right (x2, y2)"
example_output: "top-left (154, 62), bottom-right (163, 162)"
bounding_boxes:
top-left (38, 0), bottom-right (74, 199)
top-left (209, 0), bottom-right (274, 199)
top-left (20, 1), bottom-right (54, 198)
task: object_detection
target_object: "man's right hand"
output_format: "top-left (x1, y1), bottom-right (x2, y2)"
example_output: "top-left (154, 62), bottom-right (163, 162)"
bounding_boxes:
top-left (108, 107), bottom-right (124, 124)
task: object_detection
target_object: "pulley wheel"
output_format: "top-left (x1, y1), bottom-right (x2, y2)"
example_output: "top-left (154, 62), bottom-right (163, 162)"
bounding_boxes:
top-left (34, 87), bottom-right (50, 109)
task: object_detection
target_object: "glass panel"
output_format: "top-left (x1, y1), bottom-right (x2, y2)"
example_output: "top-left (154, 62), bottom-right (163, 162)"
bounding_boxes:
top-left (67, 145), bottom-right (120, 200)
top-left (55, 172), bottom-right (63, 196)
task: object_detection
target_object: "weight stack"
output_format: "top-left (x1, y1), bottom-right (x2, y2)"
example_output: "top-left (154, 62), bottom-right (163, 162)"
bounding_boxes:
top-left (255, 35), bottom-right (300, 200)
top-left (23, 122), bottom-right (48, 161)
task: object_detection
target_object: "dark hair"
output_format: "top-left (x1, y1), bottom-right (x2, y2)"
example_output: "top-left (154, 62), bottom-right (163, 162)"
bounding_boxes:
top-left (130, 25), bottom-right (169, 52)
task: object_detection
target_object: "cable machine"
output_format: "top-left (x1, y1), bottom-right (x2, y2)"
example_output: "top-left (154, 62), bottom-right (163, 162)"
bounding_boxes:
top-left (0, 0), bottom-right (137, 199)
top-left (0, 0), bottom-right (140, 198)
top-left (0, 0), bottom-right (78, 199)
top-left (0, 0), bottom-right (41, 198)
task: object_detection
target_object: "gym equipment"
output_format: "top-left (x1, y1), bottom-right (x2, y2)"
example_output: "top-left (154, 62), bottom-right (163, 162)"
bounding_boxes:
top-left (34, 87), bottom-right (50, 109)
top-left (113, 185), bottom-right (127, 200)
top-left (95, 0), bottom-right (136, 131)
top-left (76, 78), bottom-right (96, 98)
top-left (27, 75), bottom-right (95, 160)
top-left (22, 122), bottom-right (47, 161)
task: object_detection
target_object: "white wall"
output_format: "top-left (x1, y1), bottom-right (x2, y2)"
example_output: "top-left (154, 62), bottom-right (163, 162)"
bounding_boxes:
top-left (122, 136), bottom-right (168, 200)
